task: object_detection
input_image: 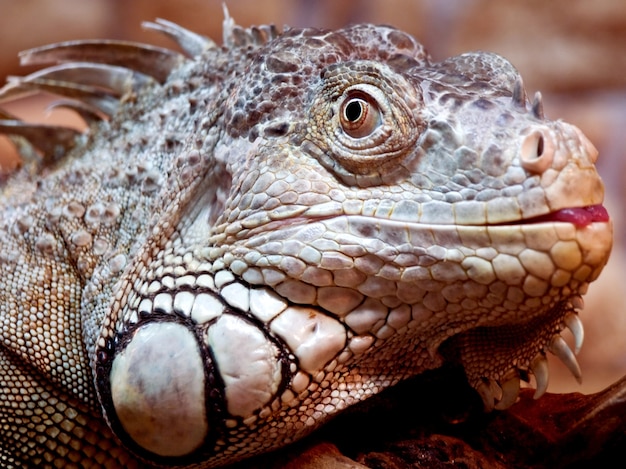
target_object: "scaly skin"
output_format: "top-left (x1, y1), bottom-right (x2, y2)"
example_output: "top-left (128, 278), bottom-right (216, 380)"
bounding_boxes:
top-left (0, 13), bottom-right (613, 468)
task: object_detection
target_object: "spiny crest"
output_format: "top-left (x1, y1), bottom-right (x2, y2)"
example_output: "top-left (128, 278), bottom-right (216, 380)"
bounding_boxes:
top-left (0, 12), bottom-right (280, 171)
top-left (0, 11), bottom-right (544, 174)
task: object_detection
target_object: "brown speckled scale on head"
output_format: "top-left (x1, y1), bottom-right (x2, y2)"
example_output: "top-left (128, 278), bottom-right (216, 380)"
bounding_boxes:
top-left (0, 10), bottom-right (612, 469)
top-left (224, 24), bottom-right (427, 141)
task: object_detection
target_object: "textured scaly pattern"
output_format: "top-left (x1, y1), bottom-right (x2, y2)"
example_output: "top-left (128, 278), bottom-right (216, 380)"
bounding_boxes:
top-left (0, 11), bottom-right (613, 468)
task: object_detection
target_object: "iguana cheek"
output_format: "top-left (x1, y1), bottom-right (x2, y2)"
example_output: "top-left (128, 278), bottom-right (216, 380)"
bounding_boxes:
top-left (109, 322), bottom-right (207, 457)
top-left (102, 287), bottom-right (290, 461)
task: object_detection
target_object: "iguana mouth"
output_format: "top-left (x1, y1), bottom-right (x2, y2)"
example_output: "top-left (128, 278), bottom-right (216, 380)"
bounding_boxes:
top-left (516, 204), bottom-right (610, 227)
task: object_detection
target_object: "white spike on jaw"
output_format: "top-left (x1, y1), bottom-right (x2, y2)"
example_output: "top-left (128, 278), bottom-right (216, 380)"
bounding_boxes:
top-left (476, 380), bottom-right (496, 412)
top-left (564, 312), bottom-right (584, 355)
top-left (569, 294), bottom-right (585, 310)
top-left (548, 335), bottom-right (582, 384)
top-left (477, 378), bottom-right (520, 412)
top-left (530, 353), bottom-right (550, 399)
top-left (494, 372), bottom-right (521, 410)
top-left (472, 308), bottom-right (585, 409)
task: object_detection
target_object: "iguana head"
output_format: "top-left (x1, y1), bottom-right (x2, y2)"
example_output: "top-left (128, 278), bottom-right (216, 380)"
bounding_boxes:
top-left (206, 20), bottom-right (611, 402)
top-left (5, 15), bottom-right (608, 468)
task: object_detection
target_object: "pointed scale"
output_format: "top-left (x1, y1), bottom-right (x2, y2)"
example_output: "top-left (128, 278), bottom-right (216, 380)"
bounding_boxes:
top-left (530, 353), bottom-right (550, 399)
top-left (0, 120), bottom-right (80, 164)
top-left (220, 4), bottom-right (279, 48)
top-left (18, 62), bottom-right (155, 97)
top-left (142, 19), bottom-right (216, 58)
top-left (1, 77), bottom-right (119, 117)
top-left (511, 75), bottom-right (527, 108)
top-left (532, 91), bottom-right (545, 119)
top-left (549, 335), bottom-right (582, 384)
top-left (47, 99), bottom-right (105, 125)
top-left (19, 40), bottom-right (185, 84)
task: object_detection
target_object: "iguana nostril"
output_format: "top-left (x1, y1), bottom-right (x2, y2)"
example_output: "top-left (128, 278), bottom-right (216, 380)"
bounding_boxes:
top-left (520, 130), bottom-right (553, 173)
top-left (536, 135), bottom-right (544, 157)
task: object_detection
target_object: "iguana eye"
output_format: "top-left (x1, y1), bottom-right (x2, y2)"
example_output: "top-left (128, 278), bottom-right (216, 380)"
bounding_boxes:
top-left (340, 92), bottom-right (382, 138)
top-left (308, 66), bottom-right (422, 181)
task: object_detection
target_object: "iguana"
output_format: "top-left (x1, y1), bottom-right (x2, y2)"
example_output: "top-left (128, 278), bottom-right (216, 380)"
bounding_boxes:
top-left (0, 11), bottom-right (613, 469)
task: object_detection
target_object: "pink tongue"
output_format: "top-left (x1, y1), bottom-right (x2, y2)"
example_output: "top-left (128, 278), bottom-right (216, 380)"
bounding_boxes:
top-left (549, 204), bottom-right (609, 227)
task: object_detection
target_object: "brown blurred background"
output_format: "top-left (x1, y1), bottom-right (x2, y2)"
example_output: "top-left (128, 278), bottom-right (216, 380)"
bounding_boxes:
top-left (0, 0), bottom-right (625, 394)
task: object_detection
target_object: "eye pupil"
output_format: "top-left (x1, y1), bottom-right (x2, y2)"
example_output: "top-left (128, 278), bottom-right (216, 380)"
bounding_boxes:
top-left (339, 92), bottom-right (381, 139)
top-left (344, 99), bottom-right (364, 122)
